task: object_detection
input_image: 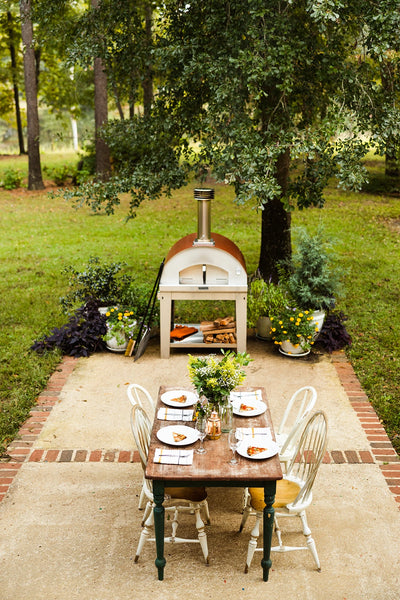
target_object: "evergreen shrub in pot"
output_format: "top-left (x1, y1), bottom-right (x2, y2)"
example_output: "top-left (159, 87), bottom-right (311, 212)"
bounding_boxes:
top-left (280, 228), bottom-right (342, 337)
top-left (280, 228), bottom-right (341, 313)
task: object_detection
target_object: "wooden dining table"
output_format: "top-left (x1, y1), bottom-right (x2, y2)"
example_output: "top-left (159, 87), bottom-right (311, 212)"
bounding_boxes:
top-left (145, 386), bottom-right (283, 581)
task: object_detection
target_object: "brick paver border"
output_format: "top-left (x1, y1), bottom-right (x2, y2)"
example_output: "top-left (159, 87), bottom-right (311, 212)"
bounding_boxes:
top-left (331, 351), bottom-right (400, 507)
top-left (1, 352), bottom-right (399, 508)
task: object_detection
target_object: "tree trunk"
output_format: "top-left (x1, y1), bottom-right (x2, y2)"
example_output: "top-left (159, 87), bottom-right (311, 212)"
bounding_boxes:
top-left (94, 56), bottom-right (111, 178)
top-left (20, 0), bottom-right (44, 189)
top-left (92, 0), bottom-right (111, 180)
top-left (257, 149), bottom-right (291, 282)
top-left (7, 11), bottom-right (25, 155)
top-left (385, 144), bottom-right (400, 178)
top-left (113, 83), bottom-right (125, 120)
top-left (380, 61), bottom-right (400, 178)
top-left (142, 4), bottom-right (153, 117)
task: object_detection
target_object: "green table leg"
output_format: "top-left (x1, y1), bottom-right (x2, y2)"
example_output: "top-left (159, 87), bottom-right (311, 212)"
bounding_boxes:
top-left (152, 481), bottom-right (166, 580)
top-left (261, 481), bottom-right (276, 581)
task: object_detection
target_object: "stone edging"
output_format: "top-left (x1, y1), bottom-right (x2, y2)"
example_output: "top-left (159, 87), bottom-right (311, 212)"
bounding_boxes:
top-left (1, 352), bottom-right (399, 508)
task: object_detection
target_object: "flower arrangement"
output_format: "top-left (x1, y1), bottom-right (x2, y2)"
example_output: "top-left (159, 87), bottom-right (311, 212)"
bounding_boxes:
top-left (103, 307), bottom-right (138, 345)
top-left (187, 351), bottom-right (252, 409)
top-left (270, 309), bottom-right (318, 352)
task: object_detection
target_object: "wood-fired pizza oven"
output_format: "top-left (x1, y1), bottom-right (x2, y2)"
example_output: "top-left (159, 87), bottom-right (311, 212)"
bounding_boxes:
top-left (158, 189), bottom-right (247, 357)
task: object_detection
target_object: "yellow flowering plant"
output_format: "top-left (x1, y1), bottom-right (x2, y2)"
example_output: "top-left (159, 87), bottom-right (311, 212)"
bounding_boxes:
top-left (269, 308), bottom-right (318, 352)
top-left (103, 307), bottom-right (138, 345)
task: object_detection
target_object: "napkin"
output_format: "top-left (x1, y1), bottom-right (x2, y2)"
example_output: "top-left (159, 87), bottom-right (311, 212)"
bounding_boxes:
top-left (154, 448), bottom-right (194, 465)
top-left (230, 389), bottom-right (263, 403)
top-left (157, 408), bottom-right (194, 421)
top-left (236, 427), bottom-right (272, 440)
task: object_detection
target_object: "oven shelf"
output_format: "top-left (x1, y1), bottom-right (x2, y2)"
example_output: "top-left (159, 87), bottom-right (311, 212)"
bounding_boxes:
top-left (170, 324), bottom-right (237, 349)
top-left (159, 290), bottom-right (247, 357)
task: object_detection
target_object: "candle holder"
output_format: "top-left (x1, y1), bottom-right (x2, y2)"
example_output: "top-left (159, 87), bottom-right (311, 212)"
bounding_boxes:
top-left (206, 409), bottom-right (221, 440)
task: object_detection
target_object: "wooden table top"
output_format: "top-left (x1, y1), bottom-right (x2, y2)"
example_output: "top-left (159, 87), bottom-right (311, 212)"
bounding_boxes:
top-left (145, 386), bottom-right (283, 486)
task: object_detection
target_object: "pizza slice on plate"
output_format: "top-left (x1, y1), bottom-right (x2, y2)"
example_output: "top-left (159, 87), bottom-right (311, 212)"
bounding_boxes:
top-left (247, 446), bottom-right (267, 457)
top-left (172, 432), bottom-right (187, 443)
top-left (239, 403), bottom-right (255, 412)
top-left (171, 395), bottom-right (187, 403)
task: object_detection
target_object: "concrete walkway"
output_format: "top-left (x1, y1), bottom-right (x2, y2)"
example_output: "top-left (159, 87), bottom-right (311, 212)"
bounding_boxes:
top-left (1, 337), bottom-right (399, 600)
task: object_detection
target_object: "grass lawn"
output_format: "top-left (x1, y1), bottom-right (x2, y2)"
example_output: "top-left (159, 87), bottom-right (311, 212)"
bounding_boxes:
top-left (0, 151), bottom-right (399, 456)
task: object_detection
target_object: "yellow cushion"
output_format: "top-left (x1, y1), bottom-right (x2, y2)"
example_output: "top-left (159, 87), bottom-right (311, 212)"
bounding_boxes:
top-left (166, 486), bottom-right (207, 502)
top-left (249, 479), bottom-right (300, 511)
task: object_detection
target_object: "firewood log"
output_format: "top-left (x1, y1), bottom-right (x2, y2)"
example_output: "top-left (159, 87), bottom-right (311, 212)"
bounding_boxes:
top-left (220, 316), bottom-right (234, 326)
top-left (203, 327), bottom-right (236, 335)
top-left (200, 321), bottom-right (216, 332)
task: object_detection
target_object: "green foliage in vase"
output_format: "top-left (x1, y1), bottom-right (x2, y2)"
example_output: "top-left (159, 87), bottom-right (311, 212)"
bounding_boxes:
top-left (187, 351), bottom-right (252, 405)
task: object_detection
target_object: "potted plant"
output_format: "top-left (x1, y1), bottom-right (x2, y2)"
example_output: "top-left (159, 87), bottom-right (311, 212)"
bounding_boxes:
top-left (247, 277), bottom-right (287, 339)
top-left (103, 307), bottom-right (139, 352)
top-left (31, 298), bottom-right (108, 357)
top-left (60, 257), bottom-right (134, 314)
top-left (269, 308), bottom-right (318, 356)
top-left (280, 228), bottom-right (341, 334)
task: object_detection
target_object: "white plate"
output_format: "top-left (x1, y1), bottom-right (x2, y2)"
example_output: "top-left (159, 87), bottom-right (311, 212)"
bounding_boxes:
top-left (156, 425), bottom-right (199, 446)
top-left (232, 400), bottom-right (267, 417)
top-left (161, 390), bottom-right (198, 408)
top-left (236, 436), bottom-right (279, 460)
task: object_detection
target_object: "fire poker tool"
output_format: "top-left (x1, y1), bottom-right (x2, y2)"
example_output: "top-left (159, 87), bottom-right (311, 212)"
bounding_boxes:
top-left (133, 259), bottom-right (165, 361)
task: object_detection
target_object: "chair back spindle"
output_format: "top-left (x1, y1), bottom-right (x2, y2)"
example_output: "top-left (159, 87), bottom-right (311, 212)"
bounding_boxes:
top-left (127, 383), bottom-right (155, 418)
top-left (287, 410), bottom-right (328, 508)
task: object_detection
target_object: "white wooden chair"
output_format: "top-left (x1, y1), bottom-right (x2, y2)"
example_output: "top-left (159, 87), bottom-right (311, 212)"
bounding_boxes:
top-left (241, 385), bottom-right (317, 512)
top-left (240, 410), bottom-right (328, 573)
top-left (127, 383), bottom-right (156, 510)
top-left (127, 383), bottom-right (155, 418)
top-left (130, 405), bottom-right (210, 564)
top-left (276, 385), bottom-right (317, 471)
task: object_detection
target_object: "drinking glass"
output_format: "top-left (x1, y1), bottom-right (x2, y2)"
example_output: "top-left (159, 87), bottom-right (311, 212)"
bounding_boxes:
top-left (228, 428), bottom-right (239, 464)
top-left (195, 417), bottom-right (207, 454)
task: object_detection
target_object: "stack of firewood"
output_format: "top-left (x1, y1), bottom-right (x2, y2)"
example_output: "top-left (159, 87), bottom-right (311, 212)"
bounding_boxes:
top-left (200, 316), bottom-right (236, 344)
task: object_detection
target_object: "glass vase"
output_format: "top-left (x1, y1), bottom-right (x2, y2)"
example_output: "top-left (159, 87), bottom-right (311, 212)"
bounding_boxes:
top-left (218, 397), bottom-right (233, 433)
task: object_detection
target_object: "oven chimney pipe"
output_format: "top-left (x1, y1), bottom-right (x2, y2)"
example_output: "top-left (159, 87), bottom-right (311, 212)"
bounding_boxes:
top-left (193, 188), bottom-right (215, 246)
